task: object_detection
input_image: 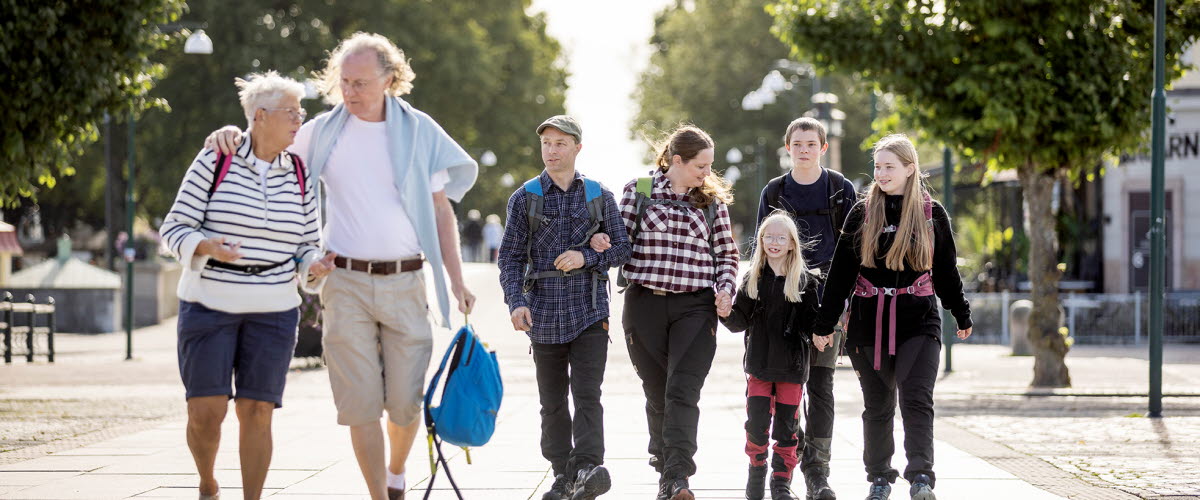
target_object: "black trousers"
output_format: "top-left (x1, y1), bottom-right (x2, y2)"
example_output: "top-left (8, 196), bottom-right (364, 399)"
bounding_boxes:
top-left (801, 275), bottom-right (840, 477)
top-left (800, 365), bottom-right (836, 476)
top-left (622, 285), bottom-right (718, 481)
top-left (847, 335), bottom-right (941, 487)
top-left (531, 319), bottom-right (610, 477)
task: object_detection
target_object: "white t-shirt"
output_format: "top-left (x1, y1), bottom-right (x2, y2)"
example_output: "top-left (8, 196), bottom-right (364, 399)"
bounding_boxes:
top-left (291, 115), bottom-right (448, 260)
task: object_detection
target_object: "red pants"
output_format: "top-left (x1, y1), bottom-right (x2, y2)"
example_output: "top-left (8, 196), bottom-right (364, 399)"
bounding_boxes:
top-left (745, 374), bottom-right (804, 479)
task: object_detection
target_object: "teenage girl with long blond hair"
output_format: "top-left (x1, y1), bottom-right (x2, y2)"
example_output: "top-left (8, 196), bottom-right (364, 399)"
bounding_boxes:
top-left (721, 212), bottom-right (821, 500)
top-left (813, 134), bottom-right (972, 500)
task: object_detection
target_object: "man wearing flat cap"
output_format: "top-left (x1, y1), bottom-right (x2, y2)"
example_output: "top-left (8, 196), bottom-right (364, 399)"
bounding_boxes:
top-left (498, 115), bottom-right (630, 500)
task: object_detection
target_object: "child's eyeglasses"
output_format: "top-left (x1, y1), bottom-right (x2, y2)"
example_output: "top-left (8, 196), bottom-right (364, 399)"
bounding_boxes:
top-left (761, 235), bottom-right (790, 244)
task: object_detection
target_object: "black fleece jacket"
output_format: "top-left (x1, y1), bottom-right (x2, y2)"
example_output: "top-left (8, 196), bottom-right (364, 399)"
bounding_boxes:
top-left (815, 194), bottom-right (972, 348)
top-left (722, 264), bottom-right (821, 384)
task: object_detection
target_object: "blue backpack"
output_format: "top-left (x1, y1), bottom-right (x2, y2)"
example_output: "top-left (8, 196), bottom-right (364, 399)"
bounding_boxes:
top-left (422, 323), bottom-right (503, 499)
top-left (521, 177), bottom-right (610, 307)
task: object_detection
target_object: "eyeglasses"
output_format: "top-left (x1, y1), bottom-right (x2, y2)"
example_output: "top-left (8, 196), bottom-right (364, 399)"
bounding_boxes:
top-left (761, 235), bottom-right (790, 244)
top-left (340, 75), bottom-right (386, 93)
top-left (262, 107), bottom-right (307, 122)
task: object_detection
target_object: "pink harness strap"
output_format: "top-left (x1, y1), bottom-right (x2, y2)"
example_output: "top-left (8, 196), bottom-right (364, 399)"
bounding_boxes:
top-left (852, 272), bottom-right (934, 369)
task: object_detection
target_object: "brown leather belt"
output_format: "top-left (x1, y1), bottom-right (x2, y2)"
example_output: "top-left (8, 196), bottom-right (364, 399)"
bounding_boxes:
top-left (333, 256), bottom-right (423, 275)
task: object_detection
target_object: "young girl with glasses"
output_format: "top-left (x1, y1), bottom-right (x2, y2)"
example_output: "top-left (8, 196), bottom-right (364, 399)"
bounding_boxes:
top-left (721, 211), bottom-right (821, 500)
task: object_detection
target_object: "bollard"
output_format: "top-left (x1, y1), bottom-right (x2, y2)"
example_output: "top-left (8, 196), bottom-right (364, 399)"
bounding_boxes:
top-left (2, 292), bottom-right (11, 364)
top-left (46, 297), bottom-right (55, 363)
top-left (1010, 300), bottom-right (1033, 356)
top-left (25, 294), bottom-right (35, 363)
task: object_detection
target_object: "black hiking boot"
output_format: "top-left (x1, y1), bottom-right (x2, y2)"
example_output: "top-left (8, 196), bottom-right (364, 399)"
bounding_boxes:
top-left (746, 464), bottom-right (767, 499)
top-left (542, 473), bottom-right (573, 500)
top-left (804, 471), bottom-right (837, 500)
top-left (571, 465), bottom-right (611, 500)
top-left (666, 477), bottom-right (694, 500)
top-left (770, 476), bottom-right (799, 500)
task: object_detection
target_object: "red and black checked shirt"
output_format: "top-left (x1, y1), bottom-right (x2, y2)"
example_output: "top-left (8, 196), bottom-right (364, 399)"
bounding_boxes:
top-left (619, 170), bottom-right (739, 296)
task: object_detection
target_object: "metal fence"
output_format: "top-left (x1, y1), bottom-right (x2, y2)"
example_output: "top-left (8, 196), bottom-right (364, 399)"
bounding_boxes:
top-left (959, 291), bottom-right (1200, 345)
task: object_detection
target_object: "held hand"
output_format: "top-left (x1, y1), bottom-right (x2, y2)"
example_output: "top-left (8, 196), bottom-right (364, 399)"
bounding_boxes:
top-left (308, 252), bottom-right (338, 279)
top-left (553, 250), bottom-right (585, 272)
top-left (204, 126), bottom-right (243, 155)
top-left (956, 327), bottom-right (973, 340)
top-left (510, 307), bottom-right (533, 332)
top-left (200, 236), bottom-right (243, 263)
top-left (812, 334), bottom-right (834, 352)
top-left (453, 284), bottom-right (476, 314)
top-left (589, 233), bottom-right (611, 252)
top-left (715, 291), bottom-right (732, 318)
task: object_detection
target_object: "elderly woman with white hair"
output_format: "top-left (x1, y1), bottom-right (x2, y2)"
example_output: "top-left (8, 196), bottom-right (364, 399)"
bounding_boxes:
top-left (160, 71), bottom-right (335, 500)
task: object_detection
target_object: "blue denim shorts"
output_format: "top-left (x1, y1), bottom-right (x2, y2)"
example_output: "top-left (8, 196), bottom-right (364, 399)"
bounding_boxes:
top-left (177, 301), bottom-right (299, 407)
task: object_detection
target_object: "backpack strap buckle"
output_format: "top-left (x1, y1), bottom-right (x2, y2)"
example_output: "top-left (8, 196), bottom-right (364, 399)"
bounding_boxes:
top-left (881, 287), bottom-right (896, 296)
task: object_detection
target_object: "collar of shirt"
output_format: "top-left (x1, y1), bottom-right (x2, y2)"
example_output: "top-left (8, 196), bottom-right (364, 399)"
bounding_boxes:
top-left (238, 133), bottom-right (291, 176)
top-left (539, 169), bottom-right (584, 194)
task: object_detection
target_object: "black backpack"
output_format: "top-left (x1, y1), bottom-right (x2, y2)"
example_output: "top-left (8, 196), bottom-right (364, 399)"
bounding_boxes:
top-left (762, 168), bottom-right (849, 237)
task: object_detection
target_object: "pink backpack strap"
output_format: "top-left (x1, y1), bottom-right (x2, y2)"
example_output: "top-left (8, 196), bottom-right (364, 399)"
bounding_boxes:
top-left (289, 152), bottom-right (307, 200)
top-left (208, 152), bottom-right (234, 198)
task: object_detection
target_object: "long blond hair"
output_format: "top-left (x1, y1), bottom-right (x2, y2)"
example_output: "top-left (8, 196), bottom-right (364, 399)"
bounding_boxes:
top-left (860, 134), bottom-right (933, 271)
top-left (744, 212), bottom-right (810, 302)
top-left (655, 125), bottom-right (732, 209)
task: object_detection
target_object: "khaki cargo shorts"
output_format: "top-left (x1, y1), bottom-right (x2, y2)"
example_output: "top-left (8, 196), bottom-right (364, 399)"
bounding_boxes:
top-left (320, 267), bottom-right (433, 426)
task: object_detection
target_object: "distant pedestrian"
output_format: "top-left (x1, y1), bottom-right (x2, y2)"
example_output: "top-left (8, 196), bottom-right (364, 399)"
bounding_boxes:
top-left (483, 214), bottom-right (503, 263)
top-left (814, 134), bottom-right (972, 500)
top-left (721, 212), bottom-right (821, 500)
top-left (462, 209), bottom-right (484, 262)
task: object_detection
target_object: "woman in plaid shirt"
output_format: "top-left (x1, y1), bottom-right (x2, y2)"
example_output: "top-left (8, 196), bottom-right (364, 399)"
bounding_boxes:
top-left (618, 126), bottom-right (740, 500)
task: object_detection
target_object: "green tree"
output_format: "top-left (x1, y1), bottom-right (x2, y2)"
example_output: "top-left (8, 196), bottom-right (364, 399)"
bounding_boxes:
top-left (0, 0), bottom-right (185, 205)
top-left (23, 0), bottom-right (565, 243)
top-left (632, 0), bottom-right (876, 248)
top-left (771, 0), bottom-right (1200, 387)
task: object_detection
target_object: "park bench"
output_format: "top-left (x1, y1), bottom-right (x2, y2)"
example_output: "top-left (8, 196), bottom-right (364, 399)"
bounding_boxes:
top-left (2, 292), bottom-right (56, 364)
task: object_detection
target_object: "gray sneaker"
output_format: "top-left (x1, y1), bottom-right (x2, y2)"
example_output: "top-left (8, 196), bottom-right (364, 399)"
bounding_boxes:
top-left (865, 477), bottom-right (891, 500)
top-left (908, 474), bottom-right (935, 500)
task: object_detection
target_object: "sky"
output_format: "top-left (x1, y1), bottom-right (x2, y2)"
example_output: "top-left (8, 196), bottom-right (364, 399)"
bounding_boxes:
top-left (527, 0), bottom-right (674, 192)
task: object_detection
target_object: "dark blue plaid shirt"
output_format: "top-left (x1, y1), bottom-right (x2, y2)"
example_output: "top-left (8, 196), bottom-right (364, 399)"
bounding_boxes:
top-left (498, 171), bottom-right (631, 344)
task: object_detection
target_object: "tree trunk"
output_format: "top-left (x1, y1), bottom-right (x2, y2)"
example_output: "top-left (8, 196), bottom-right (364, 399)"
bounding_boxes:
top-left (1017, 162), bottom-right (1071, 388)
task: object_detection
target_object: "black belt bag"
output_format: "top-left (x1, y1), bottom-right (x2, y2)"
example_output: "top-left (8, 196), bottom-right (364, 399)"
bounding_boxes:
top-left (206, 258), bottom-right (292, 275)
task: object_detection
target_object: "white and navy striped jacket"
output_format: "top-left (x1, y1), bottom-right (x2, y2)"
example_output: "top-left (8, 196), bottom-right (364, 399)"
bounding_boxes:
top-left (161, 135), bottom-right (322, 313)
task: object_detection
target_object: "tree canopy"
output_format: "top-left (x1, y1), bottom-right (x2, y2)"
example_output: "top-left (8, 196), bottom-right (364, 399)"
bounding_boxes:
top-left (11, 0), bottom-right (567, 238)
top-left (633, 0), bottom-right (877, 245)
top-left (0, 0), bottom-right (184, 204)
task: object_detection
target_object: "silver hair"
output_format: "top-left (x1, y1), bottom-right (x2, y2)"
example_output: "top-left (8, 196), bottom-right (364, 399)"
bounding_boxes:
top-left (234, 71), bottom-right (306, 126)
top-left (315, 32), bottom-right (416, 104)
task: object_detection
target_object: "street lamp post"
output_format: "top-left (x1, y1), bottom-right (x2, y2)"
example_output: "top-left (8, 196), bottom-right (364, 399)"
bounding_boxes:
top-left (1149, 0), bottom-right (1166, 418)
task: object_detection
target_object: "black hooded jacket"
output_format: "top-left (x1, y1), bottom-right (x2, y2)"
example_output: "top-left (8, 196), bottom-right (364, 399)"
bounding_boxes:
top-left (722, 264), bottom-right (821, 384)
top-left (815, 194), bottom-right (972, 349)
